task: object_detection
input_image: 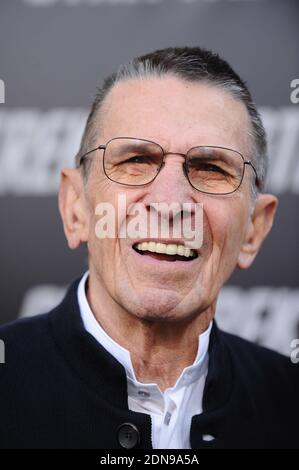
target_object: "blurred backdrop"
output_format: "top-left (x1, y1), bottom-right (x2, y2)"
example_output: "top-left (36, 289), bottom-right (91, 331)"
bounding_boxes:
top-left (0, 0), bottom-right (298, 356)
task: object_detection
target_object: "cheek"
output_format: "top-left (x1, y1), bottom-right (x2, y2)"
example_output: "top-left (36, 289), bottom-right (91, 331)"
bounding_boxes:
top-left (84, 180), bottom-right (118, 267)
top-left (86, 181), bottom-right (142, 259)
top-left (205, 198), bottom-right (249, 260)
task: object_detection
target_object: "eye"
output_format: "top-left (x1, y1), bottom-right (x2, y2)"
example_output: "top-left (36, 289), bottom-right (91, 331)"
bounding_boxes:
top-left (202, 163), bottom-right (226, 174)
top-left (124, 155), bottom-right (150, 164)
top-left (190, 160), bottom-right (227, 174)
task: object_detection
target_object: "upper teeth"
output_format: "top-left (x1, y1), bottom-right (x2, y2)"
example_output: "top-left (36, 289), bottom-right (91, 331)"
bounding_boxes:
top-left (135, 241), bottom-right (195, 258)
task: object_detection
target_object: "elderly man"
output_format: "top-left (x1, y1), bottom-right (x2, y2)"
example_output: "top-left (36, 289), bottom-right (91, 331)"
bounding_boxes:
top-left (0, 47), bottom-right (298, 450)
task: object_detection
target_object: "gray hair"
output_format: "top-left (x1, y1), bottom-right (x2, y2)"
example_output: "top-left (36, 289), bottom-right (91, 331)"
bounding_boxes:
top-left (76, 46), bottom-right (268, 196)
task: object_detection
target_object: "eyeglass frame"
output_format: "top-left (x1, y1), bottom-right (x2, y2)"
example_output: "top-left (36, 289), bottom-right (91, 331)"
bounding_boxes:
top-left (78, 136), bottom-right (260, 196)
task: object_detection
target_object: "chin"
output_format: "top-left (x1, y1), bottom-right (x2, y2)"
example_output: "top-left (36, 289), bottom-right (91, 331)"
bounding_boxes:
top-left (121, 288), bottom-right (189, 323)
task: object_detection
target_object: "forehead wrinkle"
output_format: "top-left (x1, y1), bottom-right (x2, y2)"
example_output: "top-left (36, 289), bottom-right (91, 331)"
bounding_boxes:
top-left (96, 77), bottom-right (251, 157)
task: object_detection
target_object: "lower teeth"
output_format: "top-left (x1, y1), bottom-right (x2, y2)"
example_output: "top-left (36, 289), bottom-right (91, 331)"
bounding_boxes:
top-left (134, 247), bottom-right (195, 261)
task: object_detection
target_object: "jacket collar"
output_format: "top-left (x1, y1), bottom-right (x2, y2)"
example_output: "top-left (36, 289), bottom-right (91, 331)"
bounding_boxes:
top-left (49, 276), bottom-right (129, 409)
top-left (49, 275), bottom-right (233, 416)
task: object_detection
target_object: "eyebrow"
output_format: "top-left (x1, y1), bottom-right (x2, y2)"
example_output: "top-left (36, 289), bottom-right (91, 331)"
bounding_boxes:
top-left (115, 142), bottom-right (160, 153)
top-left (188, 148), bottom-right (233, 158)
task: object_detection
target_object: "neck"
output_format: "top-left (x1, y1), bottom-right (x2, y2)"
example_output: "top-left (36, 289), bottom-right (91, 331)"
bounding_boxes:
top-left (87, 273), bottom-right (214, 392)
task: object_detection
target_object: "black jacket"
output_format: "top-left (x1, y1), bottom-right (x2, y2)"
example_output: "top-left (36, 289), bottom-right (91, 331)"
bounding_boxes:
top-left (0, 276), bottom-right (298, 449)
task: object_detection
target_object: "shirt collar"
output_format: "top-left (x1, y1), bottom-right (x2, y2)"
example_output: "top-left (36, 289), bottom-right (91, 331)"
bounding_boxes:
top-left (78, 271), bottom-right (212, 390)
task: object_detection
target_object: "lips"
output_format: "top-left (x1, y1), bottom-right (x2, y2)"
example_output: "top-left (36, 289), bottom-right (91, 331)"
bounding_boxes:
top-left (132, 240), bottom-right (198, 262)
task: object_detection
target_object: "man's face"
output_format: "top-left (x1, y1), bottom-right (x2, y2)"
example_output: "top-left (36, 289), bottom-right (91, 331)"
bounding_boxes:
top-left (78, 77), bottom-right (258, 321)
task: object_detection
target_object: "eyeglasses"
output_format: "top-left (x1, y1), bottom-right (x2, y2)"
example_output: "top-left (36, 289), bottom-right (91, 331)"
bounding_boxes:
top-left (79, 137), bottom-right (259, 195)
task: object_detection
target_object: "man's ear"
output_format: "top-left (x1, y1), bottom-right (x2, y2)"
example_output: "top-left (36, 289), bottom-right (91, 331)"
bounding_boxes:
top-left (237, 193), bottom-right (278, 270)
top-left (58, 168), bottom-right (89, 250)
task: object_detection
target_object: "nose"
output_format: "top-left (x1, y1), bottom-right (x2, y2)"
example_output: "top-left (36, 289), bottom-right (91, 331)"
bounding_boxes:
top-left (142, 153), bottom-right (198, 221)
top-left (148, 153), bottom-right (191, 199)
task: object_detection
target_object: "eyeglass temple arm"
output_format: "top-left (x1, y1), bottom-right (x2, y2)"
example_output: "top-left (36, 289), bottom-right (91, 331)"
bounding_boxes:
top-left (244, 160), bottom-right (261, 190)
top-left (78, 145), bottom-right (106, 166)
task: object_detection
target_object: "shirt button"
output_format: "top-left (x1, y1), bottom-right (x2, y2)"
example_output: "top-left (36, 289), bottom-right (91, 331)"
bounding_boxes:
top-left (164, 411), bottom-right (172, 425)
top-left (138, 390), bottom-right (151, 398)
top-left (117, 423), bottom-right (140, 449)
top-left (202, 434), bottom-right (216, 442)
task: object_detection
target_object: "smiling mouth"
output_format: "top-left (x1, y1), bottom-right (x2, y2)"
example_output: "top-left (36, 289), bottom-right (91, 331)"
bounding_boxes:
top-left (132, 241), bottom-right (198, 262)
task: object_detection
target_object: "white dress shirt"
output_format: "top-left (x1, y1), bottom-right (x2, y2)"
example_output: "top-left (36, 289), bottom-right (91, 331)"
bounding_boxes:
top-left (78, 271), bottom-right (211, 449)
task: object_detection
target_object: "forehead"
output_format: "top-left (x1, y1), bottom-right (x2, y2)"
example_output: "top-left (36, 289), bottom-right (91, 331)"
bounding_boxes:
top-left (99, 76), bottom-right (251, 154)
